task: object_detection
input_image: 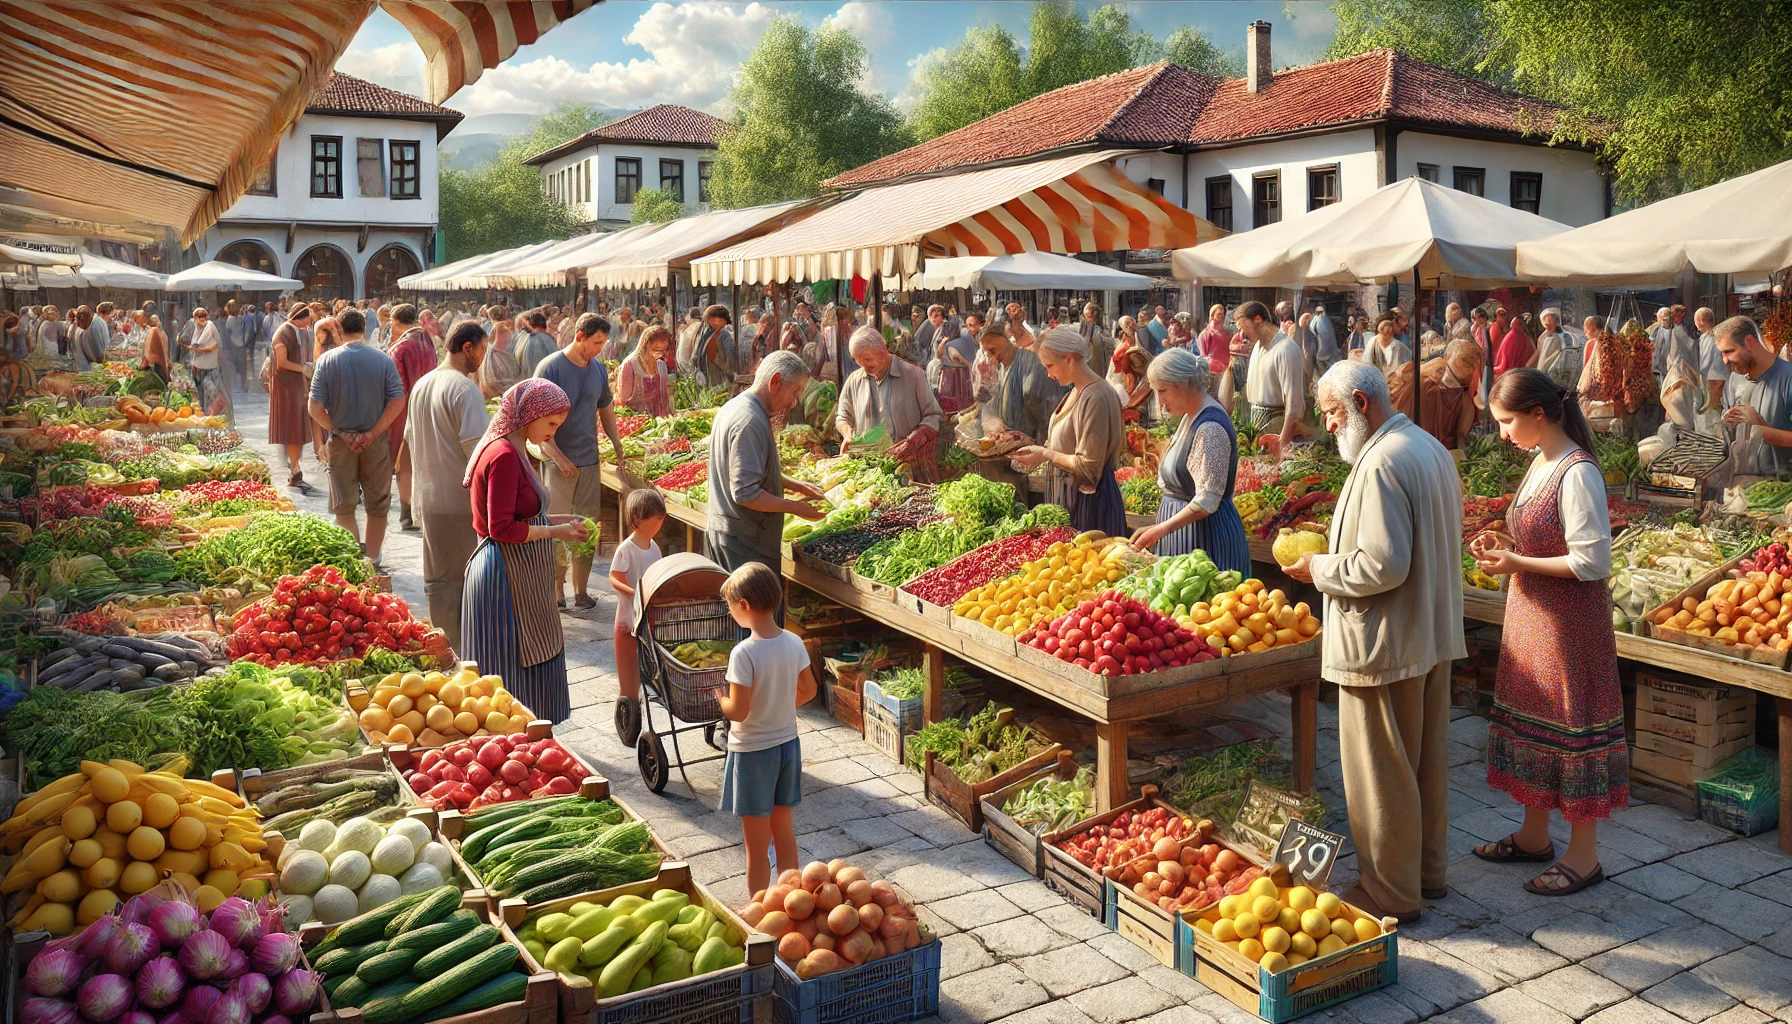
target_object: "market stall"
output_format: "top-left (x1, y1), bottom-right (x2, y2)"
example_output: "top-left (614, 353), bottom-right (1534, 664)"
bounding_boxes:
top-left (162, 262), bottom-right (303, 293)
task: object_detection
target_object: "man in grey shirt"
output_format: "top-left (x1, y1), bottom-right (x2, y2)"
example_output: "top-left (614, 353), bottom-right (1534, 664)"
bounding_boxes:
top-left (706, 351), bottom-right (826, 591)
top-left (514, 310), bottom-right (559, 378)
top-left (1717, 315), bottom-right (1792, 477)
top-left (308, 309), bottom-right (406, 566)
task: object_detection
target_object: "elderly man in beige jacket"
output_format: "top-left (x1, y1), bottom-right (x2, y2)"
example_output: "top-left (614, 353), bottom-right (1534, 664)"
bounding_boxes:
top-left (1285, 360), bottom-right (1465, 923)
top-left (835, 327), bottom-right (944, 450)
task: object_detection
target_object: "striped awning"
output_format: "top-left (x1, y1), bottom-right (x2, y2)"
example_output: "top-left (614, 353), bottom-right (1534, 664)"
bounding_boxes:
top-left (586, 200), bottom-right (813, 291)
top-left (690, 150), bottom-right (1221, 287)
top-left (379, 0), bottom-right (602, 104)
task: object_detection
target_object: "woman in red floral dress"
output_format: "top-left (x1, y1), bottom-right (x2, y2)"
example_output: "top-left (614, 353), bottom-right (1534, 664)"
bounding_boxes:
top-left (1470, 368), bottom-right (1626, 896)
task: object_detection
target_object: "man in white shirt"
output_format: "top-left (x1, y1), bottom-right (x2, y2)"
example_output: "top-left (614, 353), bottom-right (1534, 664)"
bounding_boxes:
top-left (1695, 307), bottom-right (1725, 408)
top-left (1238, 300), bottom-right (1307, 457)
top-left (187, 307), bottom-right (225, 420)
top-left (406, 321), bottom-right (491, 649)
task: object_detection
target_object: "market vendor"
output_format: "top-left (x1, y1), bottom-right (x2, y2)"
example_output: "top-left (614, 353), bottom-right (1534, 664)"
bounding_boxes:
top-left (1716, 315), bottom-right (1792, 478)
top-left (1414, 339), bottom-right (1485, 451)
top-left (706, 350), bottom-right (827, 581)
top-left (975, 324), bottom-right (1060, 446)
top-left (1129, 349), bottom-right (1249, 574)
top-left (835, 327), bottom-right (943, 452)
top-left (1010, 328), bottom-right (1127, 536)
top-left (1237, 301), bottom-right (1308, 457)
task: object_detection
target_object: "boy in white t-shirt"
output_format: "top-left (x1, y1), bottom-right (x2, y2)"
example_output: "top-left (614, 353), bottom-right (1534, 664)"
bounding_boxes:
top-left (716, 562), bottom-right (817, 895)
top-left (609, 489), bottom-right (666, 706)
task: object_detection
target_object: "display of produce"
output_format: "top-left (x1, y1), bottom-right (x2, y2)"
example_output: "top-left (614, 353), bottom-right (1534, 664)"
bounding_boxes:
top-left (1192, 880), bottom-right (1381, 974)
top-left (739, 859), bottom-right (926, 978)
top-left (179, 515), bottom-right (370, 591)
top-left (1117, 550), bottom-right (1244, 616)
top-left (1120, 476), bottom-right (1161, 516)
top-left (1735, 540), bottom-right (1792, 576)
top-left (227, 567), bottom-right (433, 667)
top-left (517, 887), bottom-right (746, 994)
top-left (903, 704), bottom-right (1047, 780)
top-left (275, 815), bottom-right (454, 927)
top-left (999, 766), bottom-right (1094, 835)
top-left (668, 640), bottom-right (734, 669)
top-left (400, 734), bottom-right (589, 809)
top-left (256, 769), bottom-right (405, 837)
top-left (0, 759), bottom-right (267, 934)
top-left (932, 474), bottom-right (1017, 529)
top-left (1054, 807), bottom-right (1254, 912)
top-left (31, 630), bottom-right (224, 692)
top-left (1020, 592), bottom-right (1221, 676)
top-left (1608, 523), bottom-right (1762, 629)
top-left (357, 665), bottom-right (534, 748)
top-left (651, 459), bottom-right (707, 492)
top-left (453, 799), bottom-right (660, 901)
top-left (900, 526), bottom-right (1076, 606)
top-left (1179, 579), bottom-right (1320, 654)
top-left (953, 533), bottom-right (1151, 635)
top-left (853, 522), bottom-right (994, 586)
top-left (1649, 572), bottom-right (1792, 653)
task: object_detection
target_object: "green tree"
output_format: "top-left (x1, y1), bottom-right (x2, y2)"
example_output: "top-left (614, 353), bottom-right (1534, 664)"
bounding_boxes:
top-left (437, 102), bottom-right (609, 261)
top-left (707, 17), bottom-right (912, 207)
top-left (1163, 27), bottom-right (1242, 78)
top-left (907, 24), bottom-right (1027, 142)
top-left (629, 187), bottom-right (686, 224)
top-left (1323, 0), bottom-right (1507, 83)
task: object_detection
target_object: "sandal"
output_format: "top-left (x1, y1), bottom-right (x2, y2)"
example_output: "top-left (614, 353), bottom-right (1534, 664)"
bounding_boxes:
top-left (573, 594), bottom-right (597, 610)
top-left (1473, 834), bottom-right (1556, 864)
top-left (1524, 861), bottom-right (1604, 897)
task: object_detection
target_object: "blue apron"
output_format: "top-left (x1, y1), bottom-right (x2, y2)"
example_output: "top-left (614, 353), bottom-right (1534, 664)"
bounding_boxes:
top-left (1154, 405), bottom-right (1251, 576)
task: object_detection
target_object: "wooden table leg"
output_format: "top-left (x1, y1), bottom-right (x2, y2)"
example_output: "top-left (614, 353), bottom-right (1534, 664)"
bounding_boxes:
top-left (1292, 679), bottom-right (1318, 793)
top-left (1781, 698), bottom-right (1791, 856)
top-left (685, 522), bottom-right (695, 555)
top-left (922, 644), bottom-right (945, 725)
top-left (1096, 720), bottom-right (1129, 812)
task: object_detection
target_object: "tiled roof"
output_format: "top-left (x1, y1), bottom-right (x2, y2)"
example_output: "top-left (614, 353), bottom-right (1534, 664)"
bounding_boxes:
top-left (823, 64), bottom-right (1216, 190)
top-left (308, 72), bottom-right (463, 123)
top-left (525, 104), bottom-right (735, 165)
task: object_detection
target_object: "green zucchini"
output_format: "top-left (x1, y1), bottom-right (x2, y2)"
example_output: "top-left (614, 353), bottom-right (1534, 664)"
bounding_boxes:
top-left (387, 910), bottom-right (479, 953)
top-left (317, 890), bottom-right (433, 954)
top-left (517, 872), bottom-right (606, 904)
top-left (412, 924), bottom-right (500, 979)
top-left (357, 947), bottom-right (427, 984)
top-left (322, 974), bottom-right (358, 1002)
top-left (314, 939), bottom-right (389, 979)
top-left (505, 851), bottom-right (592, 894)
top-left (385, 943), bottom-right (519, 1024)
top-left (418, 972), bottom-right (531, 1023)
top-left (386, 885), bottom-right (463, 938)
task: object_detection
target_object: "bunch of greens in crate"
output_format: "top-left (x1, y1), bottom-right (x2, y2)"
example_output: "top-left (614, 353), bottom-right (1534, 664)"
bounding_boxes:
top-left (1002, 765), bottom-right (1094, 834)
top-left (457, 796), bottom-right (661, 902)
top-left (933, 473), bottom-right (1018, 529)
top-left (854, 522), bottom-right (994, 585)
top-left (258, 767), bottom-right (406, 833)
top-left (875, 666), bottom-right (926, 702)
top-left (904, 704), bottom-right (1044, 782)
top-left (1159, 739), bottom-right (1327, 827)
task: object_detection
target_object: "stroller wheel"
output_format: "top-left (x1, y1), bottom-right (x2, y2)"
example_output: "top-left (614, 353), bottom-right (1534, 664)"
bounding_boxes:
top-left (615, 697), bottom-right (641, 747)
top-left (704, 721), bottom-right (727, 752)
top-left (637, 731), bottom-right (669, 793)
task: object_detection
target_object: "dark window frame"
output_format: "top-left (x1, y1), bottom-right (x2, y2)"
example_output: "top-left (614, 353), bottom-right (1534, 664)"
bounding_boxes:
top-left (1252, 171), bottom-right (1281, 227)
top-left (660, 158), bottom-right (685, 202)
top-left (616, 157), bottom-right (642, 204)
top-left (1415, 162), bottom-right (1440, 183)
top-left (1453, 166), bottom-right (1486, 196)
top-left (1306, 164), bottom-right (1340, 211)
top-left (310, 135), bottom-right (342, 198)
top-left (583, 160), bottom-right (591, 204)
top-left (698, 160), bottom-right (714, 203)
top-left (1205, 175), bottom-right (1233, 232)
top-left (1510, 171), bottom-right (1542, 214)
top-left (247, 143), bottom-right (277, 196)
top-left (389, 140), bottom-right (420, 200)
top-left (1145, 177), bottom-right (1166, 197)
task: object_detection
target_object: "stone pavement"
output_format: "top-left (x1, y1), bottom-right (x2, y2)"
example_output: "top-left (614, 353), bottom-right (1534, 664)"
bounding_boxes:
top-left (228, 386), bottom-right (1792, 1024)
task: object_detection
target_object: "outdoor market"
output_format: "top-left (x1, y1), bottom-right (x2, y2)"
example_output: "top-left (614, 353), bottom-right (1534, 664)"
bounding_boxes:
top-left (4, 5), bottom-right (1792, 1024)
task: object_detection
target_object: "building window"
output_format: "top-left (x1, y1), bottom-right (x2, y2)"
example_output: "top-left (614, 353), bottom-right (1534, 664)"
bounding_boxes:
top-left (247, 143), bottom-right (277, 196)
top-left (1416, 163), bottom-right (1440, 183)
top-left (660, 158), bottom-right (684, 202)
top-left (1307, 165), bottom-right (1339, 210)
top-left (1205, 176), bottom-right (1233, 232)
top-left (616, 157), bottom-right (641, 204)
top-left (1145, 177), bottom-right (1166, 197)
top-left (583, 160), bottom-right (591, 204)
top-left (1510, 172), bottom-right (1542, 214)
top-left (1453, 166), bottom-right (1485, 196)
top-left (356, 138), bottom-right (385, 197)
top-left (699, 161), bottom-right (714, 203)
top-left (389, 141), bottom-right (419, 199)
top-left (310, 136), bottom-right (341, 198)
top-left (1252, 171), bottom-right (1280, 227)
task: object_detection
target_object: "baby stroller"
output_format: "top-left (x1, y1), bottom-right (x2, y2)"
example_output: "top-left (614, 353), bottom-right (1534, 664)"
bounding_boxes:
top-left (616, 552), bottom-right (734, 793)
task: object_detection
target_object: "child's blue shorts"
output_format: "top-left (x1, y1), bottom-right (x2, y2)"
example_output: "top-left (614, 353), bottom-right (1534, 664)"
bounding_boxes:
top-left (719, 737), bottom-right (803, 818)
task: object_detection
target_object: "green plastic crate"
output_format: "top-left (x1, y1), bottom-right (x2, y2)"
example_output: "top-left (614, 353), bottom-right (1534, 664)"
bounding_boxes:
top-left (1695, 747), bottom-right (1779, 837)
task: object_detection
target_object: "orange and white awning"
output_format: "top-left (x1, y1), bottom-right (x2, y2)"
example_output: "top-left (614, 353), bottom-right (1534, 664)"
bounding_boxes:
top-left (690, 150), bottom-right (1222, 287)
top-left (378, 0), bottom-right (602, 104)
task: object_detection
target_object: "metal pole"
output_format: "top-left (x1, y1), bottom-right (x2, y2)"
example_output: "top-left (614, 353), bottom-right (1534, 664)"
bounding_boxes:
top-left (1411, 269), bottom-right (1422, 426)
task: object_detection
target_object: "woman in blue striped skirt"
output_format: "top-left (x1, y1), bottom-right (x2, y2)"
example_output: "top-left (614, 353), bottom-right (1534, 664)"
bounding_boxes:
top-left (1129, 348), bottom-right (1251, 576)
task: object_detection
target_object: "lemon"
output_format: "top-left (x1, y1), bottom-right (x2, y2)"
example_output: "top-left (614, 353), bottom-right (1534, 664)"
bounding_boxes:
top-left (1212, 918), bottom-right (1238, 942)
top-left (1286, 952), bottom-right (1309, 966)
top-left (1233, 912), bottom-right (1261, 939)
top-left (1217, 895), bottom-right (1242, 920)
top-left (1248, 876), bottom-right (1279, 900)
top-left (1317, 934), bottom-right (1347, 956)
top-left (1286, 886), bottom-right (1317, 912)
top-left (1260, 926), bottom-right (1291, 954)
top-left (1315, 892), bottom-right (1343, 918)
top-left (1277, 907), bottom-right (1302, 934)
top-left (1195, 918), bottom-right (1214, 935)
top-left (1252, 895), bottom-right (1280, 923)
top-left (1354, 917), bottom-right (1381, 942)
top-left (1290, 932), bottom-right (1317, 958)
top-left (1239, 938), bottom-right (1265, 962)
top-left (1260, 950), bottom-right (1289, 974)
top-left (1300, 908), bottom-right (1331, 939)
top-left (1331, 918), bottom-right (1356, 943)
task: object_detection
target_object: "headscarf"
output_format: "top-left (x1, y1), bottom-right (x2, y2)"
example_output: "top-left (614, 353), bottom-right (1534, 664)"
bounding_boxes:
top-left (1038, 326), bottom-right (1089, 360)
top-left (464, 379), bottom-right (571, 505)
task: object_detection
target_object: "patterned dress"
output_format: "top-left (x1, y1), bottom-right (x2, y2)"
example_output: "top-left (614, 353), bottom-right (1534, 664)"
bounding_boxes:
top-left (1486, 449), bottom-right (1628, 822)
top-left (1153, 404), bottom-right (1250, 576)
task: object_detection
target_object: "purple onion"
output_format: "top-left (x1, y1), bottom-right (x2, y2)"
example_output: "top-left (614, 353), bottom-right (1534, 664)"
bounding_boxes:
top-left (157, 1012), bottom-right (191, 1024)
top-left (120, 1011), bottom-right (157, 1024)
top-left (77, 917), bottom-right (122, 960)
top-left (248, 933), bottom-right (299, 977)
top-left (136, 956), bottom-right (186, 1011)
top-left (76, 974), bottom-right (133, 1023)
top-left (148, 901), bottom-right (204, 951)
top-left (253, 896), bottom-right (288, 937)
top-left (19, 998), bottom-right (78, 1024)
top-left (217, 949), bottom-right (248, 981)
top-left (179, 931), bottom-right (232, 982)
top-left (203, 990), bottom-right (248, 1024)
top-left (271, 970), bottom-right (319, 1018)
top-left (206, 899), bottom-right (261, 949)
top-left (121, 888), bottom-right (170, 927)
top-left (25, 947), bottom-right (87, 998)
top-left (261, 1016), bottom-right (292, 1024)
top-left (181, 984), bottom-right (221, 1021)
top-left (105, 922), bottom-right (159, 976)
top-left (230, 974), bottom-right (270, 1016)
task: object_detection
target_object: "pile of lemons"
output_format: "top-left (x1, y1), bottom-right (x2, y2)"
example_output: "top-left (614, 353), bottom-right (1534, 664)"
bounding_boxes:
top-left (1192, 876), bottom-right (1381, 974)
top-left (952, 535), bottom-right (1141, 636)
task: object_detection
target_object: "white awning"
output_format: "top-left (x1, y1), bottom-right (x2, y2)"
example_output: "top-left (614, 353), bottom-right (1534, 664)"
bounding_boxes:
top-left (398, 240), bottom-right (561, 291)
top-left (1172, 177), bottom-right (1569, 289)
top-left (1516, 158), bottom-right (1792, 286)
top-left (163, 260), bottom-right (301, 291)
top-left (0, 233), bottom-right (83, 267)
top-left (912, 251), bottom-right (1156, 291)
top-left (587, 201), bottom-right (812, 290)
top-left (493, 224), bottom-right (669, 290)
top-left (449, 235), bottom-right (613, 291)
top-left (38, 250), bottom-right (166, 289)
top-left (691, 150), bottom-right (1222, 287)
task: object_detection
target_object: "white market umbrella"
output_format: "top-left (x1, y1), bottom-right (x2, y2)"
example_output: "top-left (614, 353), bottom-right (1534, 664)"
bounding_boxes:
top-left (1172, 176), bottom-right (1570, 289)
top-left (0, 232), bottom-right (84, 267)
top-left (38, 250), bottom-right (166, 289)
top-left (913, 251), bottom-right (1156, 291)
top-left (164, 260), bottom-right (301, 291)
top-left (1516, 158), bottom-right (1792, 286)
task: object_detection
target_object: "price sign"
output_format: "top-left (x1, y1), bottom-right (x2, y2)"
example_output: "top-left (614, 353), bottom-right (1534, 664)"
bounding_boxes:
top-left (1272, 819), bottom-right (1346, 888)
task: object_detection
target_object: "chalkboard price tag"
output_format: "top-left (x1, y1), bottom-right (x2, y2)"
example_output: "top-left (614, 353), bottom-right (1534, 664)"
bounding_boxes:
top-left (1272, 819), bottom-right (1346, 888)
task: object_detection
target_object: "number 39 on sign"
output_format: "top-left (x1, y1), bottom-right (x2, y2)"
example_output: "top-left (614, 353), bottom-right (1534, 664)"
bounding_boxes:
top-left (1272, 819), bottom-right (1346, 888)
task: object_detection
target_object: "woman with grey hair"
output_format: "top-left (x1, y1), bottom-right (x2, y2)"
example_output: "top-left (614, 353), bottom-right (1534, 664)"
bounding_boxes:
top-left (1130, 348), bottom-right (1250, 573)
top-left (1011, 327), bottom-right (1127, 536)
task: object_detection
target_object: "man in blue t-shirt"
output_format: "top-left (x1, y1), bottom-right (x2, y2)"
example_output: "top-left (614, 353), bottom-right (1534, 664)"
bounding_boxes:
top-left (535, 312), bottom-right (626, 610)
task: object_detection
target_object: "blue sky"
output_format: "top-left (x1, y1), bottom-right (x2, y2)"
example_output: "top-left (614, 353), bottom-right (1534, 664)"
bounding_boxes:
top-left (344, 1), bottom-right (1339, 124)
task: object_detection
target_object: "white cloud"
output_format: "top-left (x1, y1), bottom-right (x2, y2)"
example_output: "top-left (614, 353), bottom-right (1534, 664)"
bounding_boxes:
top-left (822, 2), bottom-right (899, 91)
top-left (338, 41), bottom-right (425, 99)
top-left (1278, 1), bottom-right (1339, 65)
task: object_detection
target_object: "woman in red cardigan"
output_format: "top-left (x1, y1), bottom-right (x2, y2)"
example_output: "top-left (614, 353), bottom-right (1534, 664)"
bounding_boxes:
top-left (460, 379), bottom-right (590, 722)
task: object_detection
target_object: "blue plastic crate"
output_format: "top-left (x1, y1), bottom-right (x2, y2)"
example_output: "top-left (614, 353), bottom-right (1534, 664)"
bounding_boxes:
top-left (771, 939), bottom-right (941, 1024)
top-left (590, 962), bottom-right (774, 1024)
top-left (1176, 911), bottom-right (1398, 1022)
top-left (860, 679), bottom-right (922, 730)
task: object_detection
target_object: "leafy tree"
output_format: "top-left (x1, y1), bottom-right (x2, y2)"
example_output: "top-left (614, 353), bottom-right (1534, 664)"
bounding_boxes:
top-left (907, 24), bottom-right (1028, 142)
top-left (437, 102), bottom-right (609, 261)
top-left (1163, 27), bottom-right (1242, 78)
top-left (707, 17), bottom-right (912, 207)
top-left (1323, 0), bottom-right (1507, 83)
top-left (629, 187), bottom-right (685, 224)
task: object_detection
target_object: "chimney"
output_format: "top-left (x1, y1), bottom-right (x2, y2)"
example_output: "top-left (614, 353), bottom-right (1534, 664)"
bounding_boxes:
top-left (1247, 20), bottom-right (1273, 93)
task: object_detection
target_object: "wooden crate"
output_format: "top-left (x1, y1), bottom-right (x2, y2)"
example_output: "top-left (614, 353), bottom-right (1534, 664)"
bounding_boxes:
top-left (862, 698), bottom-right (908, 768)
top-left (1633, 730), bottom-right (1753, 771)
top-left (1636, 673), bottom-right (1755, 725)
top-left (1107, 834), bottom-right (1268, 970)
top-left (830, 682), bottom-right (863, 734)
top-left (237, 746), bottom-right (399, 801)
top-left (922, 740), bottom-right (1063, 835)
top-left (846, 568), bottom-right (897, 603)
top-left (794, 547), bottom-right (852, 583)
top-left (1641, 554), bottom-right (1790, 668)
top-left (947, 613), bottom-right (1020, 658)
top-left (1635, 707), bottom-right (1754, 748)
top-left (1013, 638), bottom-right (1224, 695)
top-left (1184, 898), bottom-right (1399, 1023)
top-left (497, 863), bottom-right (775, 1024)
top-left (979, 751), bottom-right (1081, 878)
top-left (1037, 784), bottom-right (1185, 925)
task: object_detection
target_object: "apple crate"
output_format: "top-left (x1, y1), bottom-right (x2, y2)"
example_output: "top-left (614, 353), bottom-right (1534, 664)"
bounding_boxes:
top-left (1039, 785), bottom-right (1190, 925)
top-left (921, 737), bottom-right (1063, 835)
top-left (1179, 899), bottom-right (1399, 1023)
top-left (978, 750), bottom-right (1080, 878)
top-left (770, 938), bottom-right (941, 1024)
top-left (1104, 832), bottom-right (1267, 970)
top-left (497, 863), bottom-right (775, 1024)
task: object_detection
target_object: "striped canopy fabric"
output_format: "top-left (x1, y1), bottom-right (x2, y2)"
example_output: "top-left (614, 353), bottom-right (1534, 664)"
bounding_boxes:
top-left (690, 150), bottom-right (1221, 287)
top-left (377, 0), bottom-right (602, 104)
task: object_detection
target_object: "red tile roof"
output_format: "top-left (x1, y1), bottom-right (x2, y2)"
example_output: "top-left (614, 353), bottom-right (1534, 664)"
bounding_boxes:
top-left (525, 104), bottom-right (735, 165)
top-left (308, 72), bottom-right (463, 124)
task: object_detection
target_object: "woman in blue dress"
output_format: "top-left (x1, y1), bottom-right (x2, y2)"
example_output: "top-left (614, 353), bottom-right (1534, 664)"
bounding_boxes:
top-left (1129, 348), bottom-right (1251, 576)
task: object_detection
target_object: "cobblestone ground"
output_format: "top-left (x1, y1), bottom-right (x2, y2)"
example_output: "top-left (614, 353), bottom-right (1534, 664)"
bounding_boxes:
top-left (233, 387), bottom-right (1792, 1024)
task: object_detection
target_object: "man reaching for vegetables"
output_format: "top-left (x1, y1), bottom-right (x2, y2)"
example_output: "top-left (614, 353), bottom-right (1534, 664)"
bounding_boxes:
top-left (834, 327), bottom-right (942, 474)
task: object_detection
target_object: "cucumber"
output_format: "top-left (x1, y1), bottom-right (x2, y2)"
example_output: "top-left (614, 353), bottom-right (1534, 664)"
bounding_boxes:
top-left (323, 974), bottom-right (361, 1003)
top-left (517, 871), bottom-right (606, 904)
top-left (412, 924), bottom-right (500, 979)
top-left (385, 944), bottom-right (520, 1024)
top-left (314, 939), bottom-right (390, 979)
top-left (386, 885), bottom-right (463, 938)
top-left (387, 910), bottom-right (479, 953)
top-left (317, 890), bottom-right (433, 953)
top-left (329, 975), bottom-right (415, 1010)
top-left (418, 972), bottom-right (531, 1023)
top-left (505, 851), bottom-right (592, 894)
top-left (358, 947), bottom-right (427, 984)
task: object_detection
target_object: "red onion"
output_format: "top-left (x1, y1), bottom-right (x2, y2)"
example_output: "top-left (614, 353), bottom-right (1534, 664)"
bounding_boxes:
top-left (148, 902), bottom-right (204, 951)
top-left (253, 896), bottom-right (287, 937)
top-left (271, 969), bottom-right (319, 1018)
top-left (180, 985), bottom-right (221, 1021)
top-left (76, 974), bottom-right (133, 1023)
top-left (77, 917), bottom-right (121, 960)
top-left (248, 933), bottom-right (299, 977)
top-left (20, 998), bottom-right (78, 1024)
top-left (25, 947), bottom-right (86, 998)
top-left (135, 956), bottom-right (186, 1010)
top-left (229, 974), bottom-right (270, 1016)
top-left (179, 931), bottom-right (232, 982)
top-left (157, 1012), bottom-right (191, 1024)
top-left (121, 888), bottom-right (171, 927)
top-left (120, 1011), bottom-right (157, 1024)
top-left (217, 950), bottom-right (248, 981)
top-left (206, 900), bottom-right (262, 949)
top-left (203, 989), bottom-right (248, 1024)
top-left (105, 922), bottom-right (159, 976)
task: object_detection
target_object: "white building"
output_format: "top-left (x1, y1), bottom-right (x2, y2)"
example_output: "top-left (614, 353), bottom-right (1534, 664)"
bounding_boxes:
top-left (524, 104), bottom-right (733, 230)
top-left (192, 73), bottom-right (462, 301)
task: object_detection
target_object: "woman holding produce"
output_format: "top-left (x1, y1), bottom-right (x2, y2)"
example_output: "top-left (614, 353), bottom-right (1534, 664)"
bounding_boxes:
top-left (617, 324), bottom-right (673, 416)
top-left (461, 379), bottom-right (591, 724)
top-left (1129, 349), bottom-right (1249, 575)
top-left (1470, 368), bottom-right (1624, 897)
top-left (1011, 328), bottom-right (1127, 537)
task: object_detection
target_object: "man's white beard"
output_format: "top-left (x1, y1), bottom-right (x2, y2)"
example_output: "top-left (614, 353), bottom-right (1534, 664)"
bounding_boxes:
top-left (1337, 406), bottom-right (1372, 464)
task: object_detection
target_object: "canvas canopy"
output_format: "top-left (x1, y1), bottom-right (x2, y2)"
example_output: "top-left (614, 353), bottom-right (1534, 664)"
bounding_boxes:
top-left (398, 240), bottom-right (561, 291)
top-left (163, 261), bottom-right (301, 291)
top-left (1516, 158), bottom-right (1792, 286)
top-left (1172, 176), bottom-right (1568, 289)
top-left (911, 251), bottom-right (1155, 291)
top-left (0, 233), bottom-right (83, 267)
top-left (446, 235), bottom-right (618, 291)
top-left (494, 223), bottom-right (670, 290)
top-left (586, 201), bottom-right (812, 290)
top-left (39, 251), bottom-right (167, 290)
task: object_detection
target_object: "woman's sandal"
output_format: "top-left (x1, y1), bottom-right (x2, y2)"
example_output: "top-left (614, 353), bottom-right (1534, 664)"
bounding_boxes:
top-left (1473, 833), bottom-right (1557, 863)
top-left (1524, 861), bottom-right (1604, 897)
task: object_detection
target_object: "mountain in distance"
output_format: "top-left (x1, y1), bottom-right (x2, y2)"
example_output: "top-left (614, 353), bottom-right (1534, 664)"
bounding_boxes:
top-left (441, 108), bottom-right (632, 170)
